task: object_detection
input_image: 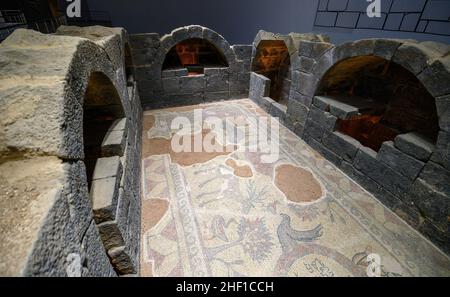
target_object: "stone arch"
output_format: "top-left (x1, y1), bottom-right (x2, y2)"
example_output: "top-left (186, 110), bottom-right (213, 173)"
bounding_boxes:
top-left (311, 39), bottom-right (449, 148)
top-left (162, 38), bottom-right (229, 75)
top-left (156, 25), bottom-right (238, 73)
top-left (83, 71), bottom-right (126, 187)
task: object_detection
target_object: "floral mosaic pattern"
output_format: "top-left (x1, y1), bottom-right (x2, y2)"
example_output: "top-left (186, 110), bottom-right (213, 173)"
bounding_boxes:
top-left (140, 99), bottom-right (450, 277)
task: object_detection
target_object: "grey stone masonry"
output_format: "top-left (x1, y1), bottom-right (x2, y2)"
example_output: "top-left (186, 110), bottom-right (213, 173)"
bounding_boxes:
top-left (130, 26), bottom-right (250, 109)
top-left (322, 130), bottom-right (361, 162)
top-left (249, 72), bottom-right (271, 103)
top-left (102, 119), bottom-right (128, 157)
top-left (394, 132), bottom-right (435, 161)
top-left (377, 141), bottom-right (425, 180)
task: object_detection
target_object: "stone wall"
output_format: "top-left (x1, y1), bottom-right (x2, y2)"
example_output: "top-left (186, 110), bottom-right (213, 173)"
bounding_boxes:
top-left (257, 36), bottom-right (450, 254)
top-left (129, 25), bottom-right (252, 109)
top-left (0, 26), bottom-right (142, 276)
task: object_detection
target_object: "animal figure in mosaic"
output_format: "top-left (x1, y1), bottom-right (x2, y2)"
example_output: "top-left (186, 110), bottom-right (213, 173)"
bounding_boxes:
top-left (277, 213), bottom-right (323, 253)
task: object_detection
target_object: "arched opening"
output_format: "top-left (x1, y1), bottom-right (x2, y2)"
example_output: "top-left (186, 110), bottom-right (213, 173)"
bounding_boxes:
top-left (316, 56), bottom-right (439, 152)
top-left (83, 72), bottom-right (125, 189)
top-left (252, 40), bottom-right (291, 105)
top-left (162, 38), bottom-right (228, 76)
top-left (124, 44), bottom-right (134, 86)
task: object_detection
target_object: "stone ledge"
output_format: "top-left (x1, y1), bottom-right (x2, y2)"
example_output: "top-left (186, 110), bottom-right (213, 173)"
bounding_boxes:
top-left (377, 141), bottom-right (425, 180)
top-left (394, 132), bottom-right (435, 162)
top-left (91, 176), bottom-right (121, 224)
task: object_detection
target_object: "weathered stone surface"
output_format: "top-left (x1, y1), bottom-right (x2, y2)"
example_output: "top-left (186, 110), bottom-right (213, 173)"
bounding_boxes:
top-left (394, 132), bottom-right (435, 162)
top-left (205, 71), bottom-right (229, 92)
top-left (269, 102), bottom-right (287, 120)
top-left (340, 161), bottom-right (400, 209)
top-left (102, 128), bottom-right (127, 157)
top-left (259, 97), bottom-right (275, 112)
top-left (323, 131), bottom-right (361, 162)
top-left (180, 75), bottom-right (206, 93)
top-left (93, 156), bottom-right (123, 181)
top-left (98, 220), bottom-right (125, 251)
top-left (308, 106), bottom-right (337, 131)
top-left (162, 77), bottom-right (180, 94)
top-left (0, 157), bottom-right (66, 276)
top-left (292, 71), bottom-right (317, 97)
top-left (232, 45), bottom-right (252, 60)
top-left (287, 99), bottom-right (309, 124)
top-left (204, 91), bottom-right (230, 102)
top-left (418, 161), bottom-right (450, 196)
top-left (419, 220), bottom-right (450, 255)
top-left (393, 42), bottom-right (445, 75)
top-left (418, 57), bottom-right (450, 97)
top-left (377, 141), bottom-right (425, 180)
top-left (306, 136), bottom-right (342, 166)
top-left (353, 147), bottom-right (413, 198)
top-left (304, 118), bottom-right (325, 141)
top-left (91, 176), bottom-right (121, 224)
top-left (108, 246), bottom-right (136, 274)
top-left (410, 179), bottom-right (450, 228)
top-left (289, 90), bottom-right (313, 106)
top-left (431, 131), bottom-right (450, 170)
top-left (373, 39), bottom-right (403, 60)
top-left (129, 33), bottom-right (160, 49)
top-left (81, 220), bottom-right (117, 277)
top-left (249, 72), bottom-right (270, 102)
top-left (436, 94), bottom-right (450, 132)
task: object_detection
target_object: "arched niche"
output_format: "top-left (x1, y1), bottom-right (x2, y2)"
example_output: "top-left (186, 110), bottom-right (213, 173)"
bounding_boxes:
top-left (316, 55), bottom-right (439, 152)
top-left (252, 40), bottom-right (291, 105)
top-left (162, 38), bottom-right (228, 75)
top-left (83, 71), bottom-right (125, 188)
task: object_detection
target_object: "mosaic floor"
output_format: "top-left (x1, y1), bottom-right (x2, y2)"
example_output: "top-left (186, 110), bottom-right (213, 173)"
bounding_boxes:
top-left (140, 99), bottom-right (450, 277)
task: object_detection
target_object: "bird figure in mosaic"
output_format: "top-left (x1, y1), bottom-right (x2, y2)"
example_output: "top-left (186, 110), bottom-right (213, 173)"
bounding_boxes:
top-left (277, 213), bottom-right (323, 253)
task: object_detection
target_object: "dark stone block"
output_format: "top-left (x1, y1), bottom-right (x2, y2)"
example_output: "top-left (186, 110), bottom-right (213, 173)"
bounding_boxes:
top-left (306, 137), bottom-right (343, 166)
top-left (308, 106), bottom-right (337, 131)
top-left (431, 131), bottom-right (450, 171)
top-left (289, 90), bottom-right (313, 107)
top-left (180, 75), bottom-right (206, 94)
top-left (418, 58), bottom-right (450, 97)
top-left (287, 99), bottom-right (309, 125)
top-left (298, 56), bottom-right (316, 72)
top-left (304, 118), bottom-right (325, 141)
top-left (162, 77), bottom-right (180, 94)
top-left (373, 39), bottom-right (403, 60)
top-left (354, 147), bottom-right (413, 198)
top-left (270, 102), bottom-right (287, 120)
top-left (377, 141), bottom-right (425, 180)
top-left (410, 179), bottom-right (450, 228)
top-left (232, 45), bottom-right (253, 60)
top-left (394, 132), bottom-right (435, 162)
top-left (419, 219), bottom-right (450, 255)
top-left (436, 94), bottom-right (450, 132)
top-left (418, 161), bottom-right (450, 196)
top-left (339, 161), bottom-right (399, 208)
top-left (204, 91), bottom-right (230, 102)
top-left (129, 33), bottom-right (160, 50)
top-left (323, 131), bottom-right (361, 162)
